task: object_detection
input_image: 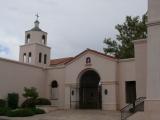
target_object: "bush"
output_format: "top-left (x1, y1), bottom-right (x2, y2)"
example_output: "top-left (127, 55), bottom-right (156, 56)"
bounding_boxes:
top-left (0, 108), bottom-right (45, 117)
top-left (0, 99), bottom-right (6, 108)
top-left (0, 107), bottom-right (10, 116)
top-left (7, 108), bottom-right (34, 117)
top-left (8, 93), bottom-right (19, 109)
top-left (35, 98), bottom-right (51, 105)
top-left (32, 108), bottom-right (45, 114)
top-left (21, 98), bottom-right (35, 108)
top-left (23, 87), bottom-right (39, 99)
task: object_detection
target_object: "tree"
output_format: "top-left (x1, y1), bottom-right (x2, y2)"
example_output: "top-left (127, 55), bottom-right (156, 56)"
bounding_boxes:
top-left (23, 87), bottom-right (39, 99)
top-left (103, 14), bottom-right (147, 59)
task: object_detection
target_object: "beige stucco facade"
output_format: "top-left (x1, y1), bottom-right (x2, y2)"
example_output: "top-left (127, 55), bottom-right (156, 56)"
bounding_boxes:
top-left (0, 32), bottom-right (147, 111)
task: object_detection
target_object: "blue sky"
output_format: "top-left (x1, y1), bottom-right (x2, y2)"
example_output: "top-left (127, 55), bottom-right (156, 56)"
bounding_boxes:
top-left (0, 45), bottom-right (9, 54)
top-left (0, 0), bottom-right (147, 60)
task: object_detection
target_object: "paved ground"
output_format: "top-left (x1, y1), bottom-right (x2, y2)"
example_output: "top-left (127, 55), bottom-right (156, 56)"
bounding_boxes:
top-left (0, 110), bottom-right (120, 120)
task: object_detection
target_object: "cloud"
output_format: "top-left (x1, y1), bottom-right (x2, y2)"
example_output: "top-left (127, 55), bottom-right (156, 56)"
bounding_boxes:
top-left (0, 0), bottom-right (147, 60)
top-left (0, 30), bottom-right (21, 60)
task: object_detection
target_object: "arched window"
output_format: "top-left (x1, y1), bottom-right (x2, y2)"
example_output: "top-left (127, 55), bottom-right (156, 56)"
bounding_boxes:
top-left (28, 52), bottom-right (32, 63)
top-left (51, 80), bottom-right (58, 99)
top-left (51, 81), bottom-right (58, 88)
top-left (44, 54), bottom-right (47, 64)
top-left (42, 35), bottom-right (46, 45)
top-left (26, 34), bottom-right (30, 43)
top-left (23, 53), bottom-right (26, 63)
top-left (86, 57), bottom-right (91, 64)
top-left (39, 53), bottom-right (42, 63)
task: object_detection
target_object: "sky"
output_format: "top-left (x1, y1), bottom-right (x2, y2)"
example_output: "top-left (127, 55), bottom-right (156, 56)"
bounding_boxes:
top-left (0, 0), bottom-right (147, 60)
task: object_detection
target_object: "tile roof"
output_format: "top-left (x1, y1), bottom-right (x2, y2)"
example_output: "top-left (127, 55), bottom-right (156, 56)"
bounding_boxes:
top-left (50, 57), bottom-right (74, 66)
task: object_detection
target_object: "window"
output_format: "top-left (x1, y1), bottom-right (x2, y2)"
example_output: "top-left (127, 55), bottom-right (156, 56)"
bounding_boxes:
top-left (51, 81), bottom-right (58, 88)
top-left (26, 34), bottom-right (30, 43)
top-left (39, 53), bottom-right (42, 63)
top-left (28, 52), bottom-right (32, 63)
top-left (44, 54), bottom-right (47, 64)
top-left (23, 53), bottom-right (26, 63)
top-left (51, 80), bottom-right (58, 99)
top-left (42, 35), bottom-right (46, 45)
top-left (86, 57), bottom-right (91, 64)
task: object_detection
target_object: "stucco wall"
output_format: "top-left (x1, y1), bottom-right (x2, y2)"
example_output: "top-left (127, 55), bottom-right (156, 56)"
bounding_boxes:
top-left (65, 52), bottom-right (117, 84)
top-left (0, 49), bottom-right (139, 111)
top-left (65, 51), bottom-right (118, 110)
top-left (144, 0), bottom-right (160, 113)
top-left (0, 57), bottom-right (46, 104)
top-left (118, 59), bottom-right (136, 109)
top-left (134, 39), bottom-right (147, 98)
top-left (46, 66), bottom-right (65, 108)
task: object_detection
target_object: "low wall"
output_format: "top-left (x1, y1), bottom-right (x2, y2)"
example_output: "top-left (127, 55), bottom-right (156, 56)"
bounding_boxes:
top-left (0, 57), bottom-right (46, 104)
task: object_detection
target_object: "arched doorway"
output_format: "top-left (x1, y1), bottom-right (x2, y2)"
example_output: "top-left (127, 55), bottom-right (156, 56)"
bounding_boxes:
top-left (79, 70), bottom-right (102, 109)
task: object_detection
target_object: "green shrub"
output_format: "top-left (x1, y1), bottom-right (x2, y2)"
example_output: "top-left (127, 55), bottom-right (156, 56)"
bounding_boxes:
top-left (7, 108), bottom-right (34, 117)
top-left (32, 108), bottom-right (45, 114)
top-left (23, 87), bottom-right (39, 99)
top-left (21, 98), bottom-right (35, 108)
top-left (35, 98), bottom-right (51, 105)
top-left (0, 99), bottom-right (6, 108)
top-left (0, 108), bottom-right (45, 117)
top-left (0, 107), bottom-right (10, 116)
top-left (8, 93), bottom-right (19, 109)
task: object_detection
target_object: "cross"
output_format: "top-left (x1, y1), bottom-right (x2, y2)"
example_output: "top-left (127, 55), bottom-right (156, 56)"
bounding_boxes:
top-left (35, 13), bottom-right (39, 20)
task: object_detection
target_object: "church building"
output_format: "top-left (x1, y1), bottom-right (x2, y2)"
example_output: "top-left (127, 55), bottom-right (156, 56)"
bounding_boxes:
top-left (0, 17), bottom-right (146, 111)
top-left (1, 1), bottom-right (160, 117)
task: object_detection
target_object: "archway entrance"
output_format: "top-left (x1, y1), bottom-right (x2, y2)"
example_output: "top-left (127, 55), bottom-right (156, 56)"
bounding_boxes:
top-left (79, 70), bottom-right (102, 109)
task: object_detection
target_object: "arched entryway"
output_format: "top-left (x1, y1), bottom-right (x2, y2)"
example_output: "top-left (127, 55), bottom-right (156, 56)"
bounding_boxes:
top-left (79, 70), bottom-right (102, 109)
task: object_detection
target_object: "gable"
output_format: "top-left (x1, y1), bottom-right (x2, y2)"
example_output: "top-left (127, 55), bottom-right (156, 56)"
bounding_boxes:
top-left (49, 49), bottom-right (117, 67)
top-left (65, 49), bottom-right (118, 84)
top-left (65, 49), bottom-right (117, 66)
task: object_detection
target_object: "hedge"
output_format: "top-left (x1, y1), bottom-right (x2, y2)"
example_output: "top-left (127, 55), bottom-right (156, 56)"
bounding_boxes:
top-left (21, 98), bottom-right (35, 108)
top-left (0, 99), bottom-right (6, 108)
top-left (8, 93), bottom-right (19, 109)
top-left (6, 108), bottom-right (45, 117)
top-left (0, 107), bottom-right (10, 116)
top-left (7, 108), bottom-right (35, 117)
top-left (35, 98), bottom-right (51, 105)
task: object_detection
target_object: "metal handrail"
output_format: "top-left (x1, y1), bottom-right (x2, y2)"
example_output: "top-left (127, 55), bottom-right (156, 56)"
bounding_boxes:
top-left (120, 97), bottom-right (146, 120)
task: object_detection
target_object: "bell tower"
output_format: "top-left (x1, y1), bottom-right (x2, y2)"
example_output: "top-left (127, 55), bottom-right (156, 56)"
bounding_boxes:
top-left (19, 15), bottom-right (51, 67)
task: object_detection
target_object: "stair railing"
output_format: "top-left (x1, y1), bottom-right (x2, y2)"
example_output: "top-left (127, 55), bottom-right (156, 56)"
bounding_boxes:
top-left (120, 97), bottom-right (146, 120)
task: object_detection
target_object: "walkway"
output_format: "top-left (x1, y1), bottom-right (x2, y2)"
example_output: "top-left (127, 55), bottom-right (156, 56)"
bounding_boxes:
top-left (0, 110), bottom-right (120, 120)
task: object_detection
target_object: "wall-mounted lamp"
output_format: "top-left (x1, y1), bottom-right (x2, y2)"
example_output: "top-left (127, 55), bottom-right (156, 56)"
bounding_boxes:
top-left (104, 89), bottom-right (108, 95)
top-left (72, 90), bottom-right (74, 96)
